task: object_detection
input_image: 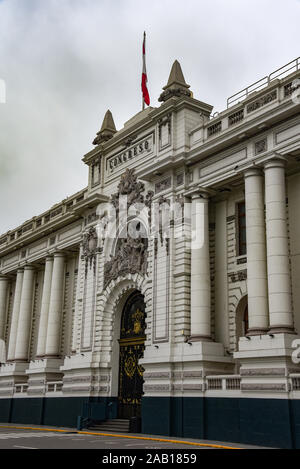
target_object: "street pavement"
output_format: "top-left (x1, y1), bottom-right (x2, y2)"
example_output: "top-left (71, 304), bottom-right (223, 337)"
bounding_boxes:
top-left (0, 423), bottom-right (270, 450)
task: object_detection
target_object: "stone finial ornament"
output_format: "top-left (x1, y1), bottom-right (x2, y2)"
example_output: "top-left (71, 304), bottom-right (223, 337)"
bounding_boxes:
top-left (158, 60), bottom-right (192, 102)
top-left (93, 109), bottom-right (117, 145)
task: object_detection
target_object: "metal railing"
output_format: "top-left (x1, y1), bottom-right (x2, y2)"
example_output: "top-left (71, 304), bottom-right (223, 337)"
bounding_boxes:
top-left (227, 57), bottom-right (300, 108)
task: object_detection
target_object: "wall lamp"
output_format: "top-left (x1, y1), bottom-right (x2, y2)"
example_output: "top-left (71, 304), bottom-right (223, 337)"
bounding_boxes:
top-left (154, 345), bottom-right (159, 349)
top-left (268, 333), bottom-right (275, 338)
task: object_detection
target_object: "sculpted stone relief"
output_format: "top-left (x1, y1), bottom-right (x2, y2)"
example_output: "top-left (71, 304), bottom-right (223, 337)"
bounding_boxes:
top-left (111, 168), bottom-right (146, 212)
top-left (104, 168), bottom-right (150, 287)
top-left (103, 235), bottom-right (147, 288)
top-left (82, 226), bottom-right (98, 277)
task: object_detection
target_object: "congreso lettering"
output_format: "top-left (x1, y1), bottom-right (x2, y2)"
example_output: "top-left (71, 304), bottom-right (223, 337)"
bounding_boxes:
top-left (108, 136), bottom-right (153, 171)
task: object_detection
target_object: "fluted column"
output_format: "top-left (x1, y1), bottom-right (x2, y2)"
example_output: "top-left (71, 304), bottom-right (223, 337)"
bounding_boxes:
top-left (45, 252), bottom-right (65, 357)
top-left (36, 256), bottom-right (53, 358)
top-left (190, 193), bottom-right (211, 340)
top-left (264, 158), bottom-right (294, 333)
top-left (7, 268), bottom-right (24, 361)
top-left (0, 275), bottom-right (9, 340)
top-left (14, 265), bottom-right (35, 361)
top-left (244, 168), bottom-right (269, 335)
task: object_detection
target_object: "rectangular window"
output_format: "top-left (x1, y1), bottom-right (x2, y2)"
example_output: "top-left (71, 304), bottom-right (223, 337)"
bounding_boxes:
top-left (237, 201), bottom-right (246, 256)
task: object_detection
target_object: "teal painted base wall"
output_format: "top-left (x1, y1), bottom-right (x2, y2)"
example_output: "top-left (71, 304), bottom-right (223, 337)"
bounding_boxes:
top-left (1, 396), bottom-right (299, 448)
top-left (0, 397), bottom-right (117, 429)
top-left (142, 397), bottom-right (300, 449)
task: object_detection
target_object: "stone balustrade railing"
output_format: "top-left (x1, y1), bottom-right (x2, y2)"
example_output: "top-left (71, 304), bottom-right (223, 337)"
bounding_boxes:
top-left (13, 381), bottom-right (63, 395)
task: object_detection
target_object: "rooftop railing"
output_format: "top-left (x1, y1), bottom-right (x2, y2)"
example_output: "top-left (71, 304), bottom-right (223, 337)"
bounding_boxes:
top-left (0, 189), bottom-right (87, 249)
top-left (227, 57), bottom-right (300, 108)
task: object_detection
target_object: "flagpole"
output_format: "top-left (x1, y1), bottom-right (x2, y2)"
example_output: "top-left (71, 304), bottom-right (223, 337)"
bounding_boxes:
top-left (142, 31), bottom-right (145, 111)
top-left (141, 31), bottom-right (149, 111)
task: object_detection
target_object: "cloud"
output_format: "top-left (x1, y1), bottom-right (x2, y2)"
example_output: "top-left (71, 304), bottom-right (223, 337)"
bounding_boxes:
top-left (0, 0), bottom-right (299, 233)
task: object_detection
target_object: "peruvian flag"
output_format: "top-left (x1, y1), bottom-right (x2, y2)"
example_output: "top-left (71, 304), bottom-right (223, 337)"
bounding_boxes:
top-left (141, 31), bottom-right (150, 106)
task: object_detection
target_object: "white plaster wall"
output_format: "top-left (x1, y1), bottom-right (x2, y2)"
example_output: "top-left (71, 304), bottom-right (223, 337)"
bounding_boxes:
top-left (287, 173), bottom-right (300, 334)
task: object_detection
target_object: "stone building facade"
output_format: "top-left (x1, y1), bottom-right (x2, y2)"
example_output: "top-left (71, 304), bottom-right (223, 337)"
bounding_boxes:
top-left (0, 58), bottom-right (300, 447)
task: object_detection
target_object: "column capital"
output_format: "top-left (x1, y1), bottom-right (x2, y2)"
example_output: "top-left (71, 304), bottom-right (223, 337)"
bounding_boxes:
top-left (243, 167), bottom-right (264, 179)
top-left (53, 251), bottom-right (65, 259)
top-left (264, 155), bottom-right (286, 170)
top-left (185, 186), bottom-right (216, 200)
top-left (23, 264), bottom-right (35, 271)
top-left (44, 255), bottom-right (54, 262)
top-left (0, 274), bottom-right (8, 281)
top-left (191, 192), bottom-right (209, 201)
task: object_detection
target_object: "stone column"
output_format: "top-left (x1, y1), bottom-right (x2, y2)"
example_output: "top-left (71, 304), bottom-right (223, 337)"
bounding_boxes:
top-left (45, 252), bottom-right (65, 357)
top-left (7, 268), bottom-right (24, 361)
top-left (264, 158), bottom-right (294, 333)
top-left (0, 275), bottom-right (9, 340)
top-left (190, 193), bottom-right (211, 340)
top-left (14, 265), bottom-right (35, 361)
top-left (36, 256), bottom-right (53, 358)
top-left (244, 168), bottom-right (269, 335)
top-left (71, 250), bottom-right (81, 353)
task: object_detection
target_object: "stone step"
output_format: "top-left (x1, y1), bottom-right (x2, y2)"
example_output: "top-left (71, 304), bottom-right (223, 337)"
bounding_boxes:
top-left (90, 426), bottom-right (129, 433)
top-left (88, 419), bottom-right (130, 433)
top-left (105, 419), bottom-right (130, 424)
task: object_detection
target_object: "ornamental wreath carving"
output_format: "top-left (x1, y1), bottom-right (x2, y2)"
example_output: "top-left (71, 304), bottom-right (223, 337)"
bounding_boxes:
top-left (82, 226), bottom-right (98, 277)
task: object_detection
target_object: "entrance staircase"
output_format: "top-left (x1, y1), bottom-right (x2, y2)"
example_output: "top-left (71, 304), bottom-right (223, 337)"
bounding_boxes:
top-left (88, 419), bottom-right (130, 433)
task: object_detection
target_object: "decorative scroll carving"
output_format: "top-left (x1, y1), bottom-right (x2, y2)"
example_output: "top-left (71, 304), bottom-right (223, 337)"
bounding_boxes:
top-left (176, 173), bottom-right (184, 186)
top-left (145, 190), bottom-right (154, 230)
top-left (229, 269), bottom-right (247, 283)
top-left (124, 136), bottom-right (137, 147)
top-left (155, 177), bottom-right (171, 194)
top-left (103, 235), bottom-right (148, 288)
top-left (82, 227), bottom-right (98, 277)
top-left (255, 138), bottom-right (267, 155)
top-left (284, 80), bottom-right (300, 97)
top-left (247, 90), bottom-right (277, 113)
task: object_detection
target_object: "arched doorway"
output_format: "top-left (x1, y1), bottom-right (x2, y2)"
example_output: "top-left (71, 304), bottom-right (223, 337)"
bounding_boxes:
top-left (118, 291), bottom-right (146, 419)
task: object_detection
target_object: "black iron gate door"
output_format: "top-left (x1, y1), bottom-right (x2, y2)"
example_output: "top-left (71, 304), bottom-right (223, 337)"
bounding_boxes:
top-left (118, 292), bottom-right (146, 419)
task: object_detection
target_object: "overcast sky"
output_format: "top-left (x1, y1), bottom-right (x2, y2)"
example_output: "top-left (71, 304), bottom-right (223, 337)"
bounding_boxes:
top-left (0, 0), bottom-right (299, 234)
